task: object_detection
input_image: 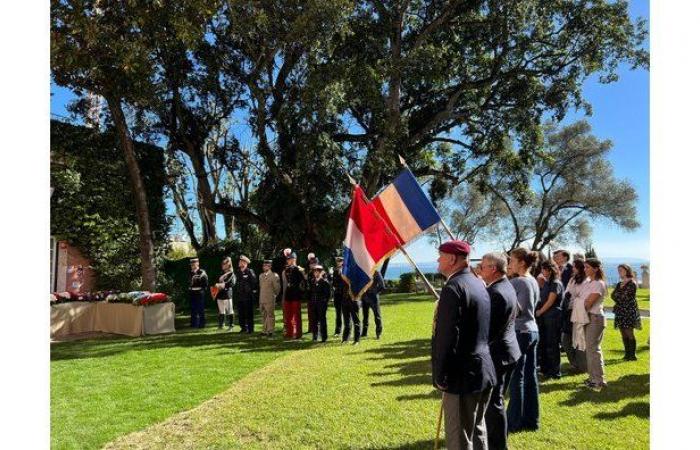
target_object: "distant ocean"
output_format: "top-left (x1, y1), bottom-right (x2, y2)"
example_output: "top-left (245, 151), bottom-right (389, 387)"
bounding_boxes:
top-left (383, 259), bottom-right (649, 283)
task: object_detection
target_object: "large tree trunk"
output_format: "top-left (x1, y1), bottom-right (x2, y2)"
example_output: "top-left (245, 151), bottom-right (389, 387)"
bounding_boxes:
top-left (106, 96), bottom-right (157, 291)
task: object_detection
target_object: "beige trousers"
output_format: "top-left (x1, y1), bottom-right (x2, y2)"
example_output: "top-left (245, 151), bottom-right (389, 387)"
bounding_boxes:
top-left (584, 313), bottom-right (606, 384)
top-left (260, 301), bottom-right (275, 333)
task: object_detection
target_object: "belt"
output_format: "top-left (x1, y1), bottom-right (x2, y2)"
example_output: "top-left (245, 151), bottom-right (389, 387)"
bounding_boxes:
top-left (189, 287), bottom-right (203, 291)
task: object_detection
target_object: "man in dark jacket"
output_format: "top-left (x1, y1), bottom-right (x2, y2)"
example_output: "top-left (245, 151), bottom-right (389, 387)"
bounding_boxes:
top-left (553, 250), bottom-right (573, 288)
top-left (432, 240), bottom-right (496, 450)
top-left (361, 271), bottom-right (385, 339)
top-left (188, 258), bottom-right (208, 328)
top-left (283, 252), bottom-right (307, 339)
top-left (331, 256), bottom-right (346, 336)
top-left (481, 252), bottom-right (522, 450)
top-left (234, 255), bottom-right (258, 333)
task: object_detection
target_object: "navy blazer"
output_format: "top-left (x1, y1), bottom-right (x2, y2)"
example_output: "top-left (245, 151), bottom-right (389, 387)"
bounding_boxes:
top-left (431, 268), bottom-right (496, 395)
top-left (487, 277), bottom-right (522, 367)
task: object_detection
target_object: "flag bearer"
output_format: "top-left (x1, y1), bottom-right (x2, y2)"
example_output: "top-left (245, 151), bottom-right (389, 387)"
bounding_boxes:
top-left (361, 271), bottom-right (386, 339)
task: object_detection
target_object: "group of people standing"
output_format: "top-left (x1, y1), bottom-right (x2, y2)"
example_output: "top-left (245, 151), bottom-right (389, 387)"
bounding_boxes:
top-left (186, 248), bottom-right (385, 344)
top-left (432, 242), bottom-right (643, 450)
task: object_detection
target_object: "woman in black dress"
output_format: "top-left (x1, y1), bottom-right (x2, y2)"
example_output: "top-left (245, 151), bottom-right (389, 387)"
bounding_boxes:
top-left (611, 264), bottom-right (642, 361)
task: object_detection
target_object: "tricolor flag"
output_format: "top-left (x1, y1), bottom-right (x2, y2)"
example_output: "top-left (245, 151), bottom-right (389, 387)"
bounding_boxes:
top-left (342, 186), bottom-right (401, 299)
top-left (371, 168), bottom-right (441, 245)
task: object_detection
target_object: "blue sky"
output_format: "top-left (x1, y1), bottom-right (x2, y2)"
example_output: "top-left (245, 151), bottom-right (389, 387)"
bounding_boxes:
top-left (50, 0), bottom-right (649, 263)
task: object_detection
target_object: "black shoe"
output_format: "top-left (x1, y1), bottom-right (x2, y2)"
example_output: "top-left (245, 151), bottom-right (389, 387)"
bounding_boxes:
top-left (376, 333), bottom-right (381, 340)
top-left (352, 341), bottom-right (359, 346)
top-left (239, 329), bottom-right (246, 333)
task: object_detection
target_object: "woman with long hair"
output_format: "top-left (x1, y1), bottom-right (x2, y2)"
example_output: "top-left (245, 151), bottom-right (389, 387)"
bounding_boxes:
top-left (580, 258), bottom-right (608, 389)
top-left (535, 260), bottom-right (564, 379)
top-left (561, 259), bottom-right (587, 372)
top-left (611, 264), bottom-right (642, 361)
top-left (506, 248), bottom-right (541, 432)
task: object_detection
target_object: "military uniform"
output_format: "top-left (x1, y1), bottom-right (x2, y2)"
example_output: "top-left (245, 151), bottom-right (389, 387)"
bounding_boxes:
top-left (283, 259), bottom-right (306, 339)
top-left (189, 263), bottom-right (208, 328)
top-left (215, 269), bottom-right (236, 329)
top-left (331, 266), bottom-right (346, 335)
top-left (361, 272), bottom-right (386, 339)
top-left (235, 262), bottom-right (258, 333)
top-left (259, 263), bottom-right (281, 336)
top-left (308, 268), bottom-right (331, 342)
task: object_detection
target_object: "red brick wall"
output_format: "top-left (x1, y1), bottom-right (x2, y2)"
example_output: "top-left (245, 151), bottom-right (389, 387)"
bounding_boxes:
top-left (56, 241), bottom-right (97, 293)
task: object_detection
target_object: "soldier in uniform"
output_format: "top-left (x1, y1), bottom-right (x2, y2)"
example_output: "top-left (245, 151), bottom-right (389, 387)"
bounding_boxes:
top-left (308, 264), bottom-right (331, 342)
top-left (337, 257), bottom-right (362, 345)
top-left (304, 252), bottom-right (320, 334)
top-left (234, 255), bottom-right (258, 334)
top-left (432, 240), bottom-right (496, 450)
top-left (361, 271), bottom-right (386, 339)
top-left (188, 258), bottom-right (208, 328)
top-left (259, 259), bottom-right (281, 336)
top-left (272, 248), bottom-right (292, 336)
top-left (331, 256), bottom-right (346, 336)
top-left (215, 256), bottom-right (236, 330)
top-left (283, 252), bottom-right (306, 339)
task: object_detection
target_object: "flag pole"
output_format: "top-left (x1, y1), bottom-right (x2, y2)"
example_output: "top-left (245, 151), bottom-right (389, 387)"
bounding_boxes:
top-left (398, 155), bottom-right (457, 241)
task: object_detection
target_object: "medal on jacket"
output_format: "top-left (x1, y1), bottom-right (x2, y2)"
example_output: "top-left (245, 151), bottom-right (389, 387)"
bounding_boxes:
top-left (432, 300), bottom-right (439, 335)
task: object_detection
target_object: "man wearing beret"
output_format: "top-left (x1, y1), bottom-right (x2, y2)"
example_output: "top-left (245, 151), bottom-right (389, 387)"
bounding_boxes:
top-left (234, 255), bottom-right (258, 334)
top-left (432, 240), bottom-right (496, 450)
top-left (188, 258), bottom-right (208, 328)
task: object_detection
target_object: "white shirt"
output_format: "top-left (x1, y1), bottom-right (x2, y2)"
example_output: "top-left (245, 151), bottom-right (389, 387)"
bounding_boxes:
top-left (578, 278), bottom-right (607, 315)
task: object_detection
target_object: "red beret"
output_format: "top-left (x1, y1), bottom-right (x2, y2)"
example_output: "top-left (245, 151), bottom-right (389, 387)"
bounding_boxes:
top-left (438, 240), bottom-right (471, 256)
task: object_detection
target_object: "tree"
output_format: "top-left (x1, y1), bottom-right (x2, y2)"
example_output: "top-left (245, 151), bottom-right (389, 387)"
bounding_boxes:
top-left (442, 120), bottom-right (640, 252)
top-left (52, 0), bottom-right (162, 290)
top-left (327, 0), bottom-right (648, 198)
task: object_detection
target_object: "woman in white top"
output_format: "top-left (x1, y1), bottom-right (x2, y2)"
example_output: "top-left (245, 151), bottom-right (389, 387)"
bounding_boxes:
top-left (580, 258), bottom-right (608, 389)
top-left (562, 259), bottom-right (587, 373)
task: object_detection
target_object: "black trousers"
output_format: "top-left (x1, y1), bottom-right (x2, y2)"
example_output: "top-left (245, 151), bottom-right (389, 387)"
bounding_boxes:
top-left (486, 361), bottom-right (516, 450)
top-left (361, 298), bottom-right (382, 337)
top-left (333, 297), bottom-right (343, 334)
top-left (189, 290), bottom-right (205, 328)
top-left (540, 310), bottom-right (562, 377)
top-left (310, 300), bottom-right (329, 341)
top-left (342, 299), bottom-right (361, 342)
top-left (237, 298), bottom-right (255, 333)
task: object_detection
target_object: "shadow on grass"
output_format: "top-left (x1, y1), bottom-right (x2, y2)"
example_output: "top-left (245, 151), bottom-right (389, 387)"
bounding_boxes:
top-left (343, 438), bottom-right (439, 449)
top-left (360, 338), bottom-right (436, 393)
top-left (594, 401), bottom-right (650, 420)
top-left (51, 312), bottom-right (316, 361)
top-left (559, 373), bottom-right (649, 407)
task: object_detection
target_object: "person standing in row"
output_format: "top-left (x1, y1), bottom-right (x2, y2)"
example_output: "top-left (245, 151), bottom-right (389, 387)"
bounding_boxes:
top-left (189, 258), bottom-right (208, 328)
top-left (554, 250), bottom-right (573, 288)
top-left (235, 255), bottom-right (258, 334)
top-left (305, 252), bottom-right (320, 334)
top-left (276, 248), bottom-right (293, 336)
top-left (535, 260), bottom-right (564, 379)
top-left (481, 252), bottom-right (521, 450)
top-left (215, 257), bottom-right (236, 330)
top-left (259, 259), bottom-right (281, 337)
top-left (580, 258), bottom-right (608, 389)
top-left (336, 257), bottom-right (362, 345)
top-left (611, 264), bottom-right (642, 361)
top-left (561, 259), bottom-right (588, 373)
top-left (506, 248), bottom-right (541, 432)
top-left (331, 256), bottom-right (345, 336)
top-left (361, 271), bottom-right (385, 339)
top-left (308, 264), bottom-right (331, 342)
top-left (283, 252), bottom-right (306, 339)
top-left (432, 240), bottom-right (495, 450)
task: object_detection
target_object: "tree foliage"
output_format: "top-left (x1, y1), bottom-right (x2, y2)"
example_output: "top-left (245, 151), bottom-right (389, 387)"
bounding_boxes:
top-left (50, 120), bottom-right (170, 290)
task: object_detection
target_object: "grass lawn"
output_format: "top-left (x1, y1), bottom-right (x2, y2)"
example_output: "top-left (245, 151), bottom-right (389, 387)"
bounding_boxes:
top-left (52, 293), bottom-right (649, 449)
top-left (604, 287), bottom-right (650, 311)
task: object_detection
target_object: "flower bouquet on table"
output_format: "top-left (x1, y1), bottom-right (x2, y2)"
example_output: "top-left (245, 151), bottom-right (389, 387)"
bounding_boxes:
top-left (136, 292), bottom-right (170, 306)
top-left (51, 292), bottom-right (72, 304)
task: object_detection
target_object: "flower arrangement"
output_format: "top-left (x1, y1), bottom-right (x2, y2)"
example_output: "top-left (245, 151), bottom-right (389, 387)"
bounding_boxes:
top-left (51, 290), bottom-right (170, 306)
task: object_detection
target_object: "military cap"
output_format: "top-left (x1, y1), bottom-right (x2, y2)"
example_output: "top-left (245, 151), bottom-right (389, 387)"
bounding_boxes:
top-left (438, 240), bottom-right (471, 256)
top-left (239, 255), bottom-right (251, 264)
top-left (311, 264), bottom-right (324, 271)
top-left (263, 259), bottom-right (272, 264)
top-left (189, 258), bottom-right (199, 264)
top-left (287, 252), bottom-right (297, 259)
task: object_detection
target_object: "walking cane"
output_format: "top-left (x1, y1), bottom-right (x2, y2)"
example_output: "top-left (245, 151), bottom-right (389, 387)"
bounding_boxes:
top-left (434, 396), bottom-right (443, 450)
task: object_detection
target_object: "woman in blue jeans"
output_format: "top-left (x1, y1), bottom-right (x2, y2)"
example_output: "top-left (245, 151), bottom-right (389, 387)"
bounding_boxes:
top-left (506, 248), bottom-right (541, 432)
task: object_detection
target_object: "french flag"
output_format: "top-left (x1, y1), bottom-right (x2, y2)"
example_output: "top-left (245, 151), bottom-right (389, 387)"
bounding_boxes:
top-left (342, 186), bottom-right (400, 299)
top-left (371, 168), bottom-right (441, 245)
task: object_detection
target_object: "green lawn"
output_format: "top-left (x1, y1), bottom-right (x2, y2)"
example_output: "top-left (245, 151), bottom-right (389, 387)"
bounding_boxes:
top-left (52, 294), bottom-right (649, 449)
top-left (604, 287), bottom-right (650, 311)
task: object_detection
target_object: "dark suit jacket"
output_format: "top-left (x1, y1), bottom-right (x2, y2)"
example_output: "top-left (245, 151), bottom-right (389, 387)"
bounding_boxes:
top-left (431, 268), bottom-right (496, 395)
top-left (560, 263), bottom-right (573, 290)
top-left (487, 277), bottom-right (522, 367)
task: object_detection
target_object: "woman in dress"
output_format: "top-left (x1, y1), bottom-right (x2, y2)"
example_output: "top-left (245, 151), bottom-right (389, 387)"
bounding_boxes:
top-left (611, 264), bottom-right (642, 361)
top-left (506, 248), bottom-right (541, 432)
